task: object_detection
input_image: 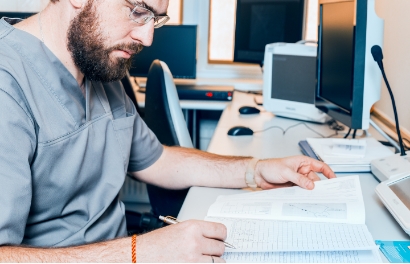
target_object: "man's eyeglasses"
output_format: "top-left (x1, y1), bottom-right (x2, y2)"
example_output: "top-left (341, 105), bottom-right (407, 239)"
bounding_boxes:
top-left (127, 1), bottom-right (170, 28)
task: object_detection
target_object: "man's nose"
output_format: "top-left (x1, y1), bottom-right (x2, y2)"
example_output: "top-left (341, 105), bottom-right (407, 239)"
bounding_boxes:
top-left (130, 20), bottom-right (155, 47)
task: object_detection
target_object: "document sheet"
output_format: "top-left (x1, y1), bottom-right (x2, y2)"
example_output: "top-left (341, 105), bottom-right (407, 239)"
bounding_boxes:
top-left (204, 176), bottom-right (381, 262)
top-left (222, 250), bottom-right (382, 263)
top-left (207, 176), bottom-right (365, 224)
top-left (205, 217), bottom-right (376, 252)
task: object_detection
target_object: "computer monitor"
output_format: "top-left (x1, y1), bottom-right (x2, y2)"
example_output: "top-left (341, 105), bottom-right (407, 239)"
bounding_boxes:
top-left (129, 25), bottom-right (197, 79)
top-left (315, 0), bottom-right (384, 130)
top-left (233, 0), bottom-right (306, 64)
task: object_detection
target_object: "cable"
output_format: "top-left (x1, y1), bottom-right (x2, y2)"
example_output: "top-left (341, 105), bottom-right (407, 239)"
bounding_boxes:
top-left (254, 122), bottom-right (330, 138)
top-left (370, 119), bottom-right (401, 152)
top-left (344, 128), bottom-right (352, 139)
top-left (253, 95), bottom-right (263, 106)
top-left (402, 138), bottom-right (410, 151)
top-left (352, 129), bottom-right (357, 139)
top-left (326, 131), bottom-right (339, 138)
top-left (327, 119), bottom-right (345, 131)
top-left (234, 89), bottom-right (263, 95)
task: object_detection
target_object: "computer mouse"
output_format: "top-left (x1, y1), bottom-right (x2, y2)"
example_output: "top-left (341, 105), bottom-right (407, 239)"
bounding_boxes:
top-left (227, 126), bottom-right (254, 136)
top-left (239, 106), bottom-right (260, 115)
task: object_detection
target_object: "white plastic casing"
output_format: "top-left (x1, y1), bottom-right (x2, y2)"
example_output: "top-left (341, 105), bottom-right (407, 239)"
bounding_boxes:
top-left (263, 43), bottom-right (330, 123)
top-left (360, 0), bottom-right (384, 130)
top-left (375, 175), bottom-right (410, 236)
top-left (160, 61), bottom-right (193, 148)
top-left (371, 151), bottom-right (410, 182)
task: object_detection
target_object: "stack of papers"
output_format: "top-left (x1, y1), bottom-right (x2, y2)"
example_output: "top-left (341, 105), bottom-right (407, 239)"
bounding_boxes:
top-left (205, 176), bottom-right (382, 263)
top-left (331, 139), bottom-right (367, 158)
top-left (300, 137), bottom-right (393, 172)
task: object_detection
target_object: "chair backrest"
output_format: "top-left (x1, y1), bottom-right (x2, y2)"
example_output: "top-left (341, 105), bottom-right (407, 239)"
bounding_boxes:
top-left (144, 60), bottom-right (193, 148)
top-left (121, 72), bottom-right (143, 117)
top-left (143, 60), bottom-right (192, 217)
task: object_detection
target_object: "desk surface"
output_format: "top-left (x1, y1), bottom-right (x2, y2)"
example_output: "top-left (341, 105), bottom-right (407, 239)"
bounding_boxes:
top-left (178, 92), bottom-right (409, 261)
top-left (207, 92), bottom-right (341, 158)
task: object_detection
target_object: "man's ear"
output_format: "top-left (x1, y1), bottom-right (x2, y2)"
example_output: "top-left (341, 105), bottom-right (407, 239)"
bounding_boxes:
top-left (69, 0), bottom-right (87, 9)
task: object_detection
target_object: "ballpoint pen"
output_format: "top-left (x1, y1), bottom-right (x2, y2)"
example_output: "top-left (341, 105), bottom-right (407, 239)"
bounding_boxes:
top-left (159, 215), bottom-right (236, 249)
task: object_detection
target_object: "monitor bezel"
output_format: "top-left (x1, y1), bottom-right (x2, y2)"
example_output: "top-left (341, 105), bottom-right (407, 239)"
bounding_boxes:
top-left (233, 0), bottom-right (307, 65)
top-left (129, 25), bottom-right (197, 79)
top-left (315, 0), bottom-right (368, 129)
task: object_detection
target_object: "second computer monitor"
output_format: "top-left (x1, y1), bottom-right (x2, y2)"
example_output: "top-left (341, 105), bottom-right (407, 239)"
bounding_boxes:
top-left (316, 0), bottom-right (384, 130)
top-left (233, 0), bottom-right (306, 64)
top-left (129, 25), bottom-right (197, 79)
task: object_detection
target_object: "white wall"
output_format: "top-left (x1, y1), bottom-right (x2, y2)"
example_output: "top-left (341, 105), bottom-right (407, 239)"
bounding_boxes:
top-left (374, 0), bottom-right (410, 133)
top-left (0, 0), bottom-right (48, 12)
top-left (3, 0), bottom-right (410, 131)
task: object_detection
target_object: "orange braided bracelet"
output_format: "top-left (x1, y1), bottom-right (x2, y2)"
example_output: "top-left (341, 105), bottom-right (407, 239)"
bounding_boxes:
top-left (132, 234), bottom-right (137, 263)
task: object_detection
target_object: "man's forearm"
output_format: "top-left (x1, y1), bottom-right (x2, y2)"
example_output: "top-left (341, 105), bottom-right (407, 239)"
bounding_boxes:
top-left (0, 237), bottom-right (131, 262)
top-left (132, 146), bottom-right (252, 190)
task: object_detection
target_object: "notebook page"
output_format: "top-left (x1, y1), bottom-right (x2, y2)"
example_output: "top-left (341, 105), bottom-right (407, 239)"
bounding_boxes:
top-left (207, 176), bottom-right (364, 224)
top-left (205, 217), bottom-right (377, 252)
top-left (222, 250), bottom-right (382, 263)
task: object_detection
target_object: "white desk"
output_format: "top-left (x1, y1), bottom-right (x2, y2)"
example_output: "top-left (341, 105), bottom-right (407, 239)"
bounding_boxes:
top-left (178, 92), bottom-right (409, 262)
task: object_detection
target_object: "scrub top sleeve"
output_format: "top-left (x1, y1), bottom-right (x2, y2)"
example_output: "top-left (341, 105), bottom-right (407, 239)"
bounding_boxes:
top-left (127, 102), bottom-right (164, 172)
top-left (0, 89), bottom-right (36, 245)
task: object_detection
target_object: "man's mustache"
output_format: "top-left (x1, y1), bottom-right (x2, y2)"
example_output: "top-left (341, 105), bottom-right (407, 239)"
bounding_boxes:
top-left (109, 43), bottom-right (143, 56)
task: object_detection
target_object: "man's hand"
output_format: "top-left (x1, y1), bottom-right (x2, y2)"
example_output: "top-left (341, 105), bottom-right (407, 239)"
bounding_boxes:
top-left (136, 220), bottom-right (227, 263)
top-left (254, 156), bottom-right (336, 190)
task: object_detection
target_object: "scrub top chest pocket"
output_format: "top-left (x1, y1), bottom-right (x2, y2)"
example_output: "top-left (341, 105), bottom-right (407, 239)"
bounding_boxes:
top-left (112, 112), bottom-right (136, 170)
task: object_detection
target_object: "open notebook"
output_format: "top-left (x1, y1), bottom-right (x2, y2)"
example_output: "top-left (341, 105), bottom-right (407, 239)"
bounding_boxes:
top-left (205, 176), bottom-right (382, 263)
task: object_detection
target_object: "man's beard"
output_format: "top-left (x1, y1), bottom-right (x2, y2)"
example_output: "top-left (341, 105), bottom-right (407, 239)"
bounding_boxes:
top-left (67, 0), bottom-right (143, 83)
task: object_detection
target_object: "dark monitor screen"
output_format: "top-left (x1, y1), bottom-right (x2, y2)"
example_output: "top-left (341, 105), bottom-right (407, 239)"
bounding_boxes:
top-left (271, 54), bottom-right (316, 104)
top-left (318, 1), bottom-right (355, 113)
top-left (129, 25), bottom-right (197, 79)
top-left (234, 0), bottom-right (305, 64)
top-left (0, 12), bottom-right (36, 20)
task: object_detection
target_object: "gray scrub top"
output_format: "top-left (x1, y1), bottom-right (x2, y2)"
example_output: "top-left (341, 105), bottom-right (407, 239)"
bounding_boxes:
top-left (0, 18), bottom-right (163, 247)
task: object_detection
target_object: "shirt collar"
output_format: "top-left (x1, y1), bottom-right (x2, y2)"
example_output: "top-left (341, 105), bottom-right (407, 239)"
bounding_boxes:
top-left (0, 17), bottom-right (88, 127)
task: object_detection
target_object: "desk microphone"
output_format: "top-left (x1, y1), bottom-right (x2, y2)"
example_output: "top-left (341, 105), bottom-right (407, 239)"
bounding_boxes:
top-left (371, 45), bottom-right (406, 156)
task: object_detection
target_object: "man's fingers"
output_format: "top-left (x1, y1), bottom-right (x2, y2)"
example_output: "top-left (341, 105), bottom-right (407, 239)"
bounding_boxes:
top-left (287, 169), bottom-right (314, 190)
top-left (261, 181), bottom-right (294, 190)
top-left (307, 171), bottom-right (320, 181)
top-left (309, 159), bottom-right (336, 179)
top-left (201, 237), bottom-right (225, 257)
top-left (201, 221), bottom-right (227, 241)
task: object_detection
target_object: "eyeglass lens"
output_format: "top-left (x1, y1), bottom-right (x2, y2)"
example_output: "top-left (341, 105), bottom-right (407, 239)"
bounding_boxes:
top-left (130, 5), bottom-right (169, 28)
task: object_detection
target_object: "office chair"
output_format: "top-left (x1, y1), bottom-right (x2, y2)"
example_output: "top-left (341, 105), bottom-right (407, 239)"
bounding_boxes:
top-left (144, 60), bottom-right (193, 218)
top-left (121, 72), bottom-right (143, 117)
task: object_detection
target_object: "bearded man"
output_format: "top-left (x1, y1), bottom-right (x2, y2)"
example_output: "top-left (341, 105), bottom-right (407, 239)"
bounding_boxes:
top-left (0, 0), bottom-right (335, 262)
